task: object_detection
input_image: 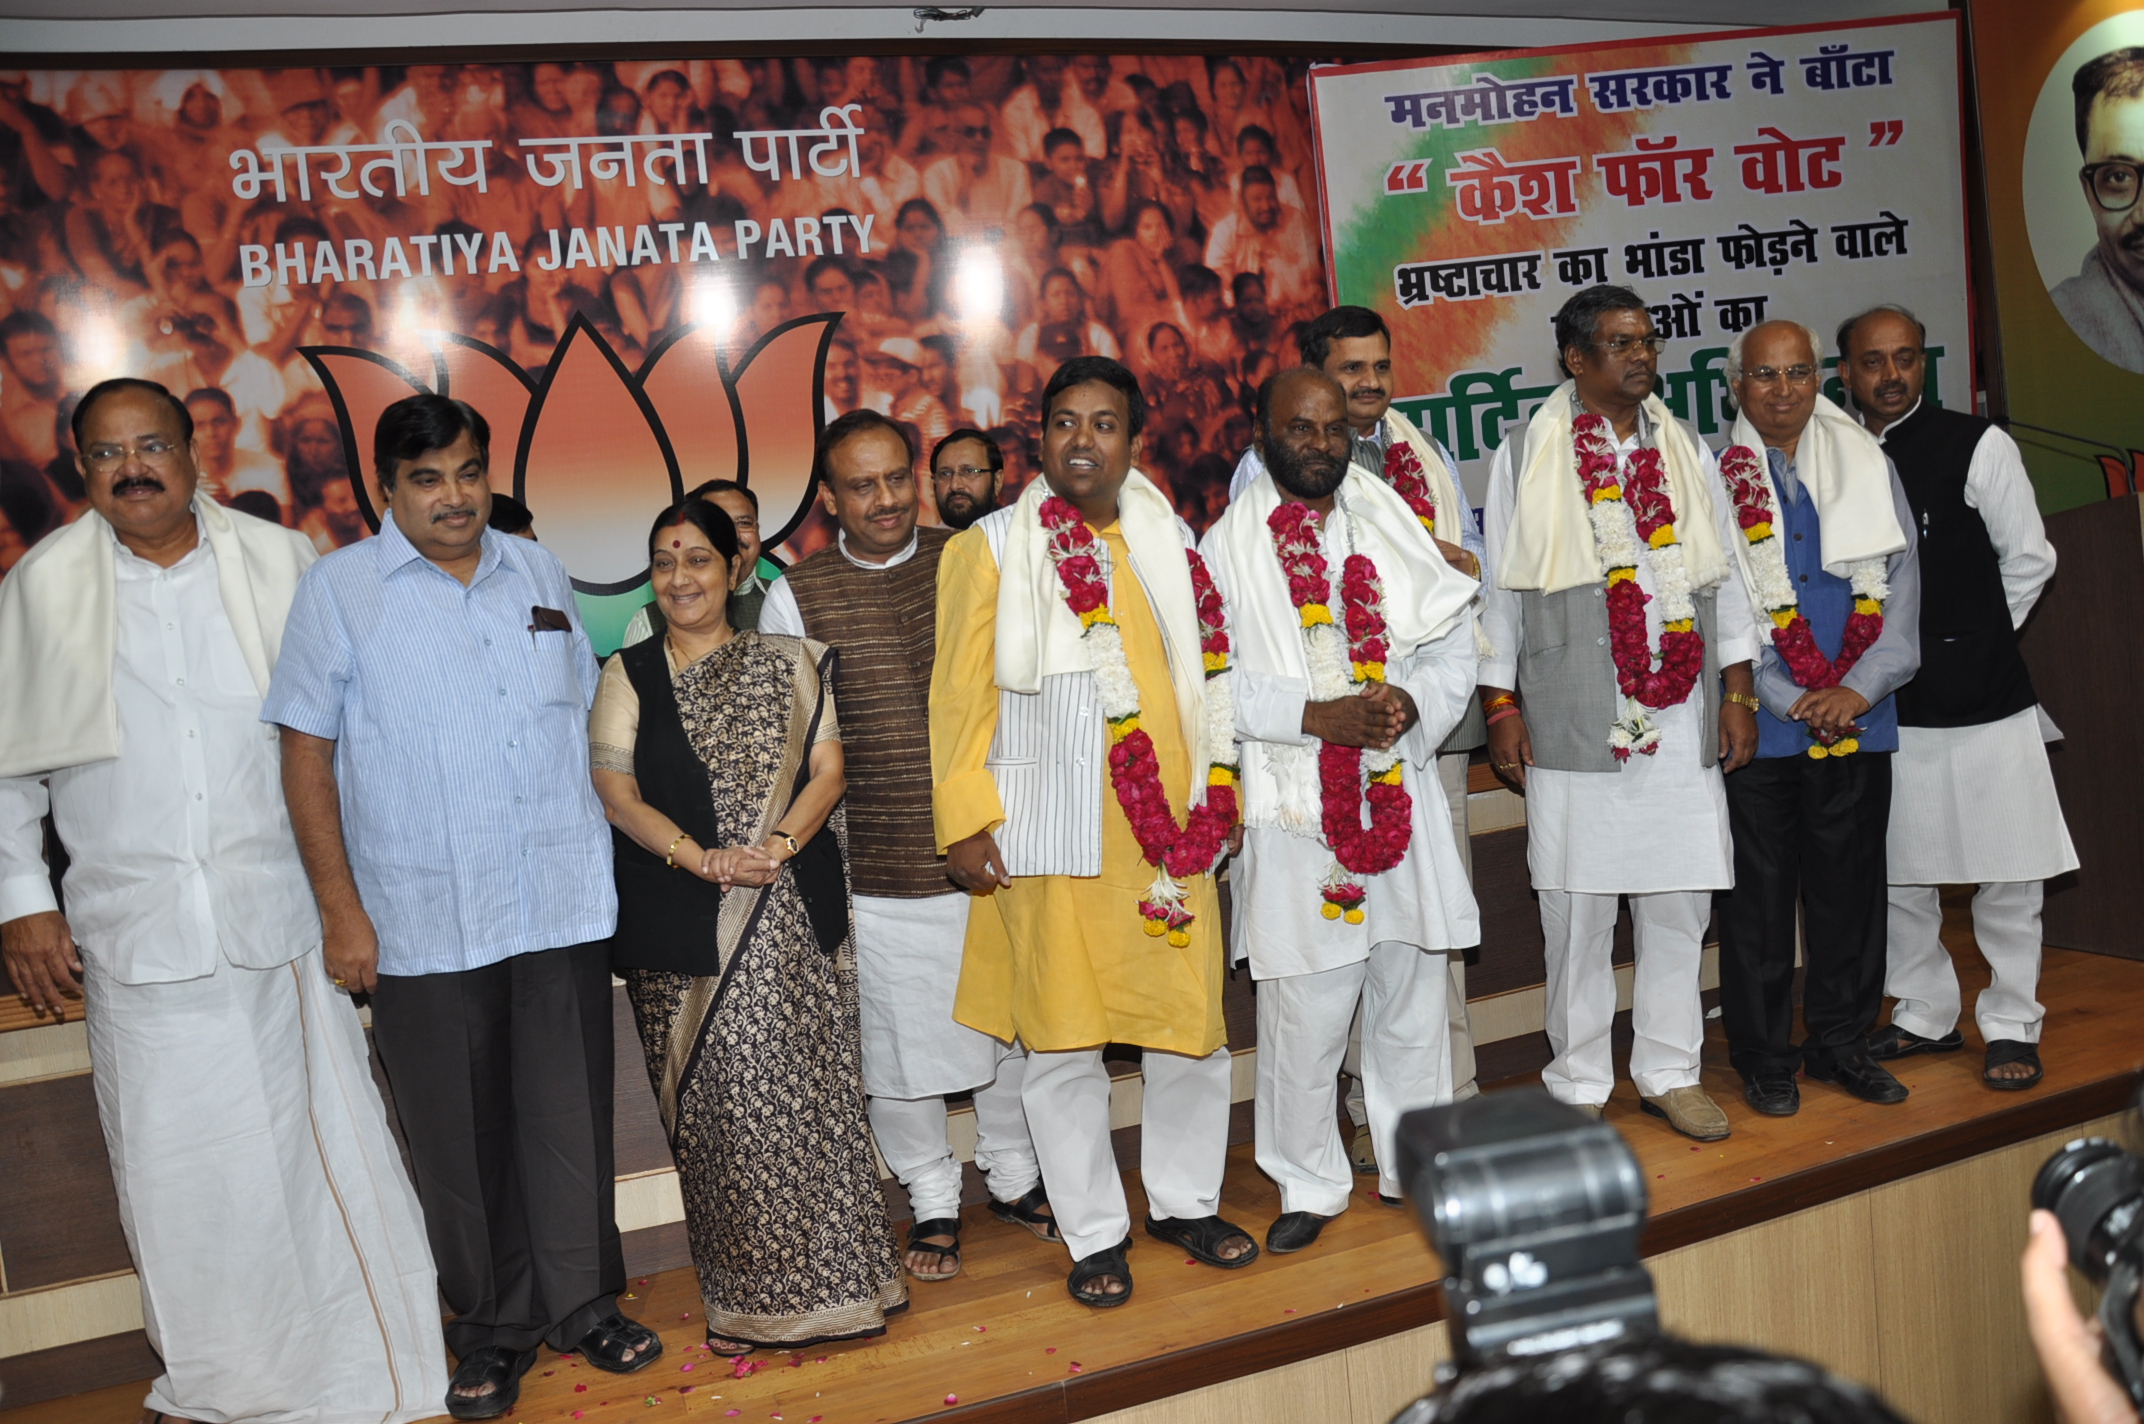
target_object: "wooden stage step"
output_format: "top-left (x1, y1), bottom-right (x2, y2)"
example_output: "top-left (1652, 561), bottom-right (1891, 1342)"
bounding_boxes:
top-left (12, 941), bottom-right (2142, 1424)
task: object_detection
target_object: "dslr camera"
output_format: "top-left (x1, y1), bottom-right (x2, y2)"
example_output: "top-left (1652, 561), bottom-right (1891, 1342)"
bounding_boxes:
top-left (1395, 1088), bottom-right (1658, 1380)
top-left (2033, 1120), bottom-right (2144, 1408)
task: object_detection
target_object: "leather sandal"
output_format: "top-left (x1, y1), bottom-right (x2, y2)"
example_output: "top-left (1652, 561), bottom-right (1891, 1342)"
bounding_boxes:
top-left (574, 1313), bottom-right (663, 1374)
top-left (987, 1183), bottom-right (1061, 1241)
top-left (1068, 1236), bottom-right (1134, 1307)
top-left (1985, 1038), bottom-right (2044, 1091)
top-left (1143, 1213), bottom-right (1259, 1269)
top-left (905, 1216), bottom-right (963, 1281)
top-left (446, 1345), bottom-right (538, 1421)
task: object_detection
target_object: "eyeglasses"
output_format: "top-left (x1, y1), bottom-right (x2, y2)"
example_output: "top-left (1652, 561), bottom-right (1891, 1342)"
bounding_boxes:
top-left (1595, 335), bottom-right (1668, 359)
top-left (83, 438), bottom-right (182, 470)
top-left (2083, 161), bottom-right (2144, 213)
top-left (1743, 364), bottom-right (1818, 388)
top-left (934, 464), bottom-right (997, 482)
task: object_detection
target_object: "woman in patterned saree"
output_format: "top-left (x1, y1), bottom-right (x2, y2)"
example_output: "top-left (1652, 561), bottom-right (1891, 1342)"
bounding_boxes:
top-left (590, 500), bottom-right (907, 1355)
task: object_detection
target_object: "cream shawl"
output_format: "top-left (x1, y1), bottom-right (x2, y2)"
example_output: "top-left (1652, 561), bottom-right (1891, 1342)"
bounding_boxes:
top-left (0, 499), bottom-right (317, 780)
top-left (1382, 405), bottom-right (1470, 543)
top-left (1723, 393), bottom-right (1906, 585)
top-left (994, 468), bottom-right (1213, 805)
top-left (1496, 381), bottom-right (1730, 595)
top-left (1216, 465), bottom-right (1479, 832)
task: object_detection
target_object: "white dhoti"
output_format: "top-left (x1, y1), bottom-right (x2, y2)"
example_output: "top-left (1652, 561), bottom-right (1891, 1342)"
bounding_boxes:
top-left (1884, 707), bottom-right (2079, 1047)
top-left (86, 946), bottom-right (446, 1424)
top-left (856, 891), bottom-right (1036, 1222)
top-left (1021, 1046), bottom-right (1233, 1262)
top-left (1259, 941), bottom-right (1450, 1213)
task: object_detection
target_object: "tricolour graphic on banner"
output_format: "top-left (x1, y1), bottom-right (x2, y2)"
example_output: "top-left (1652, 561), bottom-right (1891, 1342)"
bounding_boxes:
top-left (1308, 14), bottom-right (1971, 504)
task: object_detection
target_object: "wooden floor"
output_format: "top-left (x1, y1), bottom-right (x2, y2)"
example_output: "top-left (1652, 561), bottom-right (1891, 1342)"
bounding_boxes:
top-left (15, 930), bottom-right (2144, 1424)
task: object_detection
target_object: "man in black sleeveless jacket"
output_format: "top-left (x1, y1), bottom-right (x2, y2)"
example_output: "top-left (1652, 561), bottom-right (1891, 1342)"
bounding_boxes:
top-left (1839, 306), bottom-right (2078, 1092)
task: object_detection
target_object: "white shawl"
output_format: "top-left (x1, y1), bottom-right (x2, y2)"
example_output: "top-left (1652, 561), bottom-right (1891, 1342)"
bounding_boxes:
top-left (993, 469), bottom-right (1214, 805)
top-left (0, 499), bottom-right (317, 780)
top-left (1382, 405), bottom-right (1469, 543)
top-left (1214, 466), bottom-right (1479, 832)
top-left (1496, 381), bottom-right (1730, 595)
top-left (1723, 393), bottom-right (1906, 584)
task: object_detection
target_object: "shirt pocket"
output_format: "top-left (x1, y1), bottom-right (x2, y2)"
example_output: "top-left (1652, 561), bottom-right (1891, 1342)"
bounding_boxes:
top-left (205, 627), bottom-right (263, 697)
top-left (529, 629), bottom-right (587, 708)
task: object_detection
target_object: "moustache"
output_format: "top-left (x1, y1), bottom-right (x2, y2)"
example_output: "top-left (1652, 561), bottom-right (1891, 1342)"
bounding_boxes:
top-left (431, 506), bottom-right (475, 522)
top-left (865, 506), bottom-right (906, 523)
top-left (110, 475), bottom-right (165, 495)
top-left (1873, 381), bottom-right (1908, 402)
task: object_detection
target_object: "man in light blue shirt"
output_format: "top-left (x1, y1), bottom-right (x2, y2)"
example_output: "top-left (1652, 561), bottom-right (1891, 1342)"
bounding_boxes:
top-left (266, 394), bottom-right (656, 1421)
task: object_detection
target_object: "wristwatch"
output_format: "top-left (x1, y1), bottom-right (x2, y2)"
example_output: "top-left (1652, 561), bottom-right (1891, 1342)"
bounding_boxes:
top-left (1724, 691), bottom-right (1761, 713)
top-left (770, 831), bottom-right (800, 858)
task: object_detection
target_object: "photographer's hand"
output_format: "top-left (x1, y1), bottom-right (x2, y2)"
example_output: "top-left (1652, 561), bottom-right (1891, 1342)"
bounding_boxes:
top-left (2024, 1210), bottom-right (2141, 1424)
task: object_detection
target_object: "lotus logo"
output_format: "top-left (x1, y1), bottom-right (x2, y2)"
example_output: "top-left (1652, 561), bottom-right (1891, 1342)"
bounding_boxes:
top-left (303, 311), bottom-right (837, 602)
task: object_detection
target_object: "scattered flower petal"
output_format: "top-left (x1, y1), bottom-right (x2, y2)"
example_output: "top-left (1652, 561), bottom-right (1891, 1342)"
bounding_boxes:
top-left (727, 1410), bottom-right (742, 1417)
top-left (576, 1383), bottom-right (589, 1393)
top-left (1068, 1363), bottom-right (1082, 1373)
top-left (682, 1363), bottom-right (695, 1372)
top-left (946, 1395), bottom-right (960, 1406)
top-left (1045, 1348), bottom-right (1056, 1355)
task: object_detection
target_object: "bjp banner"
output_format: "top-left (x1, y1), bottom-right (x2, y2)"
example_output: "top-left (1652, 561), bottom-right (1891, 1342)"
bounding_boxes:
top-left (0, 56), bottom-right (1328, 649)
top-left (1306, 15), bottom-right (1971, 505)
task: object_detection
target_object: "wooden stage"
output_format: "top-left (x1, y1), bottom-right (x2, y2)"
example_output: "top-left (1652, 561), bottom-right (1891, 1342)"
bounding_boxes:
top-left (16, 932), bottom-right (2144, 1424)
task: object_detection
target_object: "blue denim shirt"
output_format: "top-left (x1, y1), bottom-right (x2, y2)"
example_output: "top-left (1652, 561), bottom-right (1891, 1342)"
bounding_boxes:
top-left (262, 519), bottom-right (617, 975)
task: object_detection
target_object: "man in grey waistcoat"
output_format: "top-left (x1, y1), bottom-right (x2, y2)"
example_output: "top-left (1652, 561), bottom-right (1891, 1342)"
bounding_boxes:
top-left (1476, 286), bottom-right (1761, 1142)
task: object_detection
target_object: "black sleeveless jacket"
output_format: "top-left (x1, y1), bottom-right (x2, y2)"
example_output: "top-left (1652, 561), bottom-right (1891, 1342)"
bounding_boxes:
top-left (1882, 403), bottom-right (2037, 728)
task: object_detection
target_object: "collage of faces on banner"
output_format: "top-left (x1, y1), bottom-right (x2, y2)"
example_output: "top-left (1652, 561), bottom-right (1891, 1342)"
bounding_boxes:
top-left (0, 55), bottom-right (1335, 575)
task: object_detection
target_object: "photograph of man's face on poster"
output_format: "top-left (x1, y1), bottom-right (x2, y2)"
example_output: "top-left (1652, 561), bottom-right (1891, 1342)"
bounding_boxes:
top-left (2025, 17), bottom-right (2144, 371)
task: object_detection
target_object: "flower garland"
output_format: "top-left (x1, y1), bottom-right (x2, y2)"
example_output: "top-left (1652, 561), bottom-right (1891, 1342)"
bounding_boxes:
top-left (1574, 413), bottom-right (1706, 761)
top-left (1267, 501), bottom-right (1413, 923)
top-left (1383, 438), bottom-right (1437, 536)
top-left (1039, 495), bottom-right (1239, 944)
top-left (1717, 444), bottom-right (1889, 758)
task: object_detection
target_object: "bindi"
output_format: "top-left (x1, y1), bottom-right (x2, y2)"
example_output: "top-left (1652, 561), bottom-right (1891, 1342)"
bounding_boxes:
top-left (671, 539), bottom-right (683, 548)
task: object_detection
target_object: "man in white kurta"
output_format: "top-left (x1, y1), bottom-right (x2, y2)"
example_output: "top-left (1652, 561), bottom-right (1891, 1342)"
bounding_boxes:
top-left (1203, 370), bottom-right (1479, 1252)
top-left (1840, 306), bottom-right (2080, 1087)
top-left (1478, 289), bottom-right (1761, 1141)
top-left (0, 379), bottom-right (445, 1424)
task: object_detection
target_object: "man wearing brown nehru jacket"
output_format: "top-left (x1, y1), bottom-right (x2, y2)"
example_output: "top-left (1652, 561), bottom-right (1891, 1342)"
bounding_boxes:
top-left (759, 409), bottom-right (1048, 1284)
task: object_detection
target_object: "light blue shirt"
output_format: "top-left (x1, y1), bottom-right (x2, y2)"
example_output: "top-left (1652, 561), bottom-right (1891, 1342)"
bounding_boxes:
top-left (262, 519), bottom-right (617, 977)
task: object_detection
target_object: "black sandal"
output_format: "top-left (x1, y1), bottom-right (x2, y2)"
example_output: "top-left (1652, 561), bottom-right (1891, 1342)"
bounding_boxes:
top-left (1866, 1023), bottom-right (1964, 1060)
top-left (1143, 1213), bottom-right (1259, 1269)
top-left (445, 1345), bottom-right (537, 1421)
top-left (987, 1184), bottom-right (1061, 1242)
top-left (905, 1217), bottom-right (963, 1281)
top-left (1068, 1236), bottom-right (1134, 1308)
top-left (1985, 1038), bottom-right (2044, 1091)
top-left (574, 1313), bottom-right (664, 1374)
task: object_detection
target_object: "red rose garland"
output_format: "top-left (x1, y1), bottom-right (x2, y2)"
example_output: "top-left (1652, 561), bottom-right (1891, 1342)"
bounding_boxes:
top-left (1038, 496), bottom-right (1238, 941)
top-left (1574, 414), bottom-right (1705, 759)
top-left (1267, 501), bottom-right (1413, 923)
top-left (1718, 444), bottom-right (1885, 757)
top-left (1383, 439), bottom-right (1437, 536)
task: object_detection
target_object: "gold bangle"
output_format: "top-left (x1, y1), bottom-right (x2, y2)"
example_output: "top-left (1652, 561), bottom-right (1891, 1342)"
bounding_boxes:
top-left (666, 833), bottom-right (688, 868)
top-left (1725, 692), bottom-right (1761, 713)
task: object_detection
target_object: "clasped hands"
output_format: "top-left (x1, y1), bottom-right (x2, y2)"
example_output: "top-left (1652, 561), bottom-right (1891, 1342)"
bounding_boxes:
top-left (1788, 685), bottom-right (1869, 739)
top-left (679, 837), bottom-right (788, 889)
top-left (1304, 682), bottom-right (1417, 751)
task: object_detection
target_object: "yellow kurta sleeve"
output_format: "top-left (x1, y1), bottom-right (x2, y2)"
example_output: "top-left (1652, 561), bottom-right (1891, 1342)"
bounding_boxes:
top-left (930, 527), bottom-right (1007, 853)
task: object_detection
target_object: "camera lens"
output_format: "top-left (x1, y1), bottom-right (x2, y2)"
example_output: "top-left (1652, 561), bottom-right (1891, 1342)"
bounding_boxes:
top-left (2034, 1137), bottom-right (2144, 1282)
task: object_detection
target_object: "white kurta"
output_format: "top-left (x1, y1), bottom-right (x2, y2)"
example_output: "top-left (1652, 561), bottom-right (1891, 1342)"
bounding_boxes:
top-left (853, 890), bottom-right (1011, 1098)
top-left (1479, 427), bottom-right (1760, 894)
top-left (1878, 415), bottom-right (2077, 885)
top-left (0, 529), bottom-right (446, 1424)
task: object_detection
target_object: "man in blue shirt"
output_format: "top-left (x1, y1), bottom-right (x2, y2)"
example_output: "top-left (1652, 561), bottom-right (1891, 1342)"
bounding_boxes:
top-left (1711, 321), bottom-right (1921, 1120)
top-left (266, 394), bottom-right (656, 1421)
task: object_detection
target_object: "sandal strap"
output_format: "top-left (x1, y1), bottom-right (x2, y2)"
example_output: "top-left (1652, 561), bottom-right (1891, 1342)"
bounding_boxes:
top-left (1146, 1213), bottom-right (1258, 1267)
top-left (907, 1217), bottom-right (962, 1248)
top-left (1068, 1240), bottom-right (1132, 1301)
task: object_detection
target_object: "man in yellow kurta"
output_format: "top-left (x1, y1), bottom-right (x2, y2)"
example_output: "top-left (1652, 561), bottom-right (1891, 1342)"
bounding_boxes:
top-left (932, 355), bottom-right (1256, 1306)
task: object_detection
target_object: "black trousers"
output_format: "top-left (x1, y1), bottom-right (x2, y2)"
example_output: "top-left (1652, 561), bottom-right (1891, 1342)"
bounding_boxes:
top-left (371, 939), bottom-right (624, 1356)
top-left (1716, 752), bottom-right (1892, 1080)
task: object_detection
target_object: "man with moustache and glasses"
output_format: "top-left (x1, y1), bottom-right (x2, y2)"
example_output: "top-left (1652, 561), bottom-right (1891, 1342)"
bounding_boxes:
top-left (1200, 369), bottom-right (1479, 1254)
top-left (931, 428), bottom-right (1006, 531)
top-left (267, 393), bottom-right (653, 1419)
top-left (933, 356), bottom-right (1255, 1308)
top-left (2052, 48), bottom-right (2144, 370)
top-left (1838, 305), bottom-right (2076, 1092)
top-left (0, 378), bottom-right (447, 1424)
top-left (760, 411), bottom-right (1047, 1285)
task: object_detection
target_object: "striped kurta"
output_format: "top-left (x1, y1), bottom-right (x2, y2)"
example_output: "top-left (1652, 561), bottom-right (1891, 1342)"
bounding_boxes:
top-left (931, 521), bottom-right (1225, 1057)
